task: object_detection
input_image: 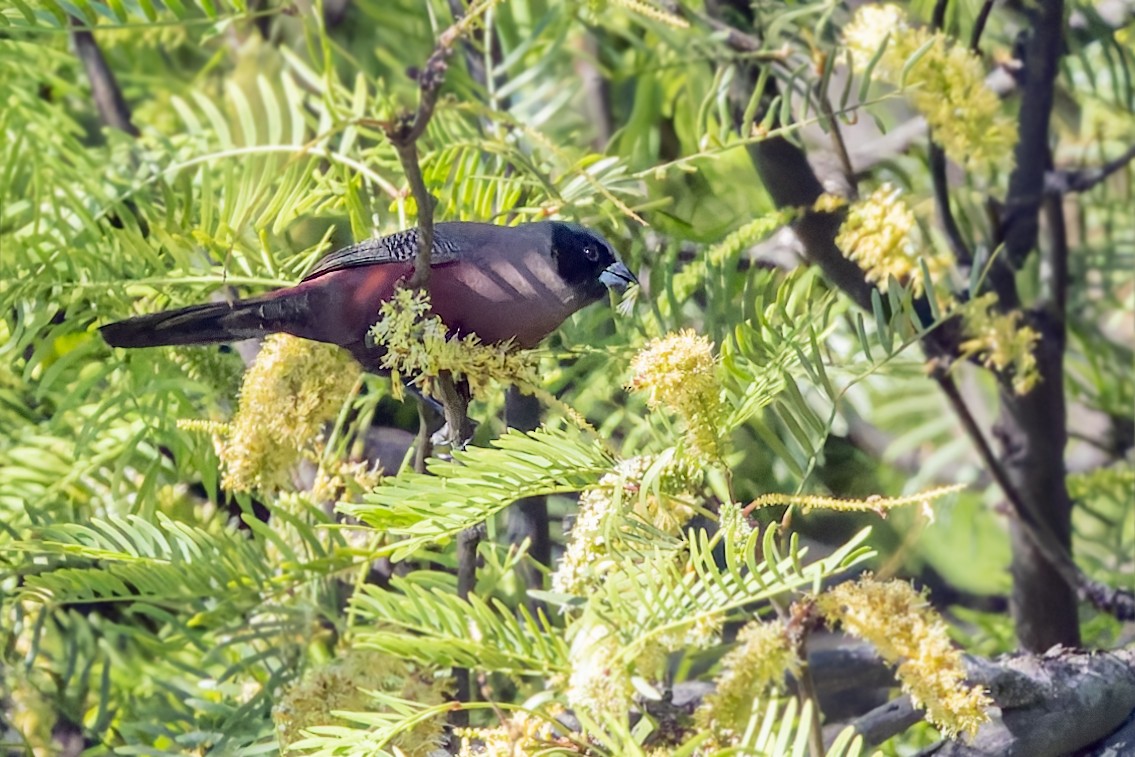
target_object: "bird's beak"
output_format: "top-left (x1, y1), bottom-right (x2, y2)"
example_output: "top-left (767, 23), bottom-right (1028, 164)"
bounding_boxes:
top-left (600, 261), bottom-right (637, 291)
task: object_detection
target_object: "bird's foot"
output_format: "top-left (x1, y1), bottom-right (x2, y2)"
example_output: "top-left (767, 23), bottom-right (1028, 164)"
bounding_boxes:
top-left (430, 420), bottom-right (474, 454)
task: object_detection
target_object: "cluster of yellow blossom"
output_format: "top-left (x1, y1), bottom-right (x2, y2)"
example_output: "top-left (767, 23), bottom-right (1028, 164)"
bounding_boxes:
top-left (957, 293), bottom-right (1041, 395)
top-left (180, 334), bottom-right (361, 492)
top-left (552, 485), bottom-right (621, 595)
top-left (696, 619), bottom-right (798, 739)
top-left (566, 619), bottom-right (634, 720)
top-left (836, 184), bottom-right (946, 295)
top-left (627, 330), bottom-right (729, 458)
top-left (273, 649), bottom-right (450, 754)
top-left (817, 575), bottom-right (991, 740)
top-left (370, 287), bottom-right (539, 399)
top-left (844, 4), bottom-right (1017, 173)
top-left (310, 458), bottom-right (384, 503)
top-left (456, 710), bottom-right (567, 756)
top-left (552, 455), bottom-right (700, 595)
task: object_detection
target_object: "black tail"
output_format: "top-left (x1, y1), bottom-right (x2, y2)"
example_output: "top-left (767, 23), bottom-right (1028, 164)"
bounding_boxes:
top-left (100, 295), bottom-right (285, 348)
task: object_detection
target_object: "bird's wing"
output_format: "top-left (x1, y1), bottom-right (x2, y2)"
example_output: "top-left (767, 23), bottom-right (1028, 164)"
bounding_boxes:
top-left (301, 225), bottom-right (466, 282)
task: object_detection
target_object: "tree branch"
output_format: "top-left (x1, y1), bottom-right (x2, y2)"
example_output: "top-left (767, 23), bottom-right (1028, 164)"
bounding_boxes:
top-left (703, 0), bottom-right (1135, 644)
top-left (928, 140), bottom-right (972, 266)
top-left (383, 1), bottom-right (496, 289)
top-left (70, 17), bottom-right (139, 137)
top-left (1001, 0), bottom-right (1065, 269)
top-left (748, 135), bottom-right (875, 311)
top-left (814, 646), bottom-right (1135, 754)
top-left (969, 0), bottom-right (997, 51)
top-left (827, 696), bottom-right (922, 749)
top-left (679, 646), bottom-right (1135, 754)
top-left (381, 3), bottom-right (496, 452)
top-left (505, 388), bottom-right (550, 602)
top-left (452, 521), bottom-right (486, 728)
top-left (920, 649), bottom-right (1135, 756)
top-left (1045, 144), bottom-right (1135, 195)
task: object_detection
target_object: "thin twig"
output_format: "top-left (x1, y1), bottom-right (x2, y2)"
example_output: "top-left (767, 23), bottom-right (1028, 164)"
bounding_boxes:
top-left (932, 368), bottom-right (1069, 570)
top-left (387, 66), bottom-right (446, 288)
top-left (787, 600), bottom-right (825, 757)
top-left (384, 0), bottom-right (498, 288)
top-left (817, 84), bottom-right (858, 198)
top-left (447, 0), bottom-right (490, 93)
top-left (379, 6), bottom-right (494, 730)
top-left (931, 0), bottom-right (949, 30)
top-left (660, 0), bottom-right (762, 52)
top-left (930, 366), bottom-right (1133, 621)
top-left (1046, 144), bottom-right (1135, 194)
top-left (925, 3), bottom-right (973, 267)
top-left (970, 0), bottom-right (997, 51)
top-left (505, 388), bottom-right (550, 604)
top-left (928, 140), bottom-right (973, 266)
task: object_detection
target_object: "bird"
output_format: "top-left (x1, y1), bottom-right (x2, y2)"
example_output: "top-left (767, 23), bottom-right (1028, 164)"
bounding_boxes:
top-left (99, 221), bottom-right (637, 369)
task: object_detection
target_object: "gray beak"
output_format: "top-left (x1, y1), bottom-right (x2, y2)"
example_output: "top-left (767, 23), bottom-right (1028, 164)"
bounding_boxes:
top-left (599, 261), bottom-right (637, 291)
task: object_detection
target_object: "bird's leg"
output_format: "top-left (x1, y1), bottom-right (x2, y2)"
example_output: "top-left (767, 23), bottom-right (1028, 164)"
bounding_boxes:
top-left (413, 399), bottom-right (435, 473)
top-left (430, 371), bottom-right (474, 451)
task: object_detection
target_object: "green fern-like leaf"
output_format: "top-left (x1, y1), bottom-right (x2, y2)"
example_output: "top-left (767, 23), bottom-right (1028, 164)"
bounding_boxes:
top-left (341, 425), bottom-right (615, 561)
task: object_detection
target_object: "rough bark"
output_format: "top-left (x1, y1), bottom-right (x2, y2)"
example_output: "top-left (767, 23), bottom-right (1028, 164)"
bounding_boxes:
top-left (993, 0), bottom-right (1080, 651)
top-left (920, 648), bottom-right (1135, 756)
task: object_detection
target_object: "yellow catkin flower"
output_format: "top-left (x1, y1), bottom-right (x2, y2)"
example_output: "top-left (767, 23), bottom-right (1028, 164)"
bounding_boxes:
top-left (185, 335), bottom-right (361, 492)
top-left (695, 619), bottom-right (798, 739)
top-left (817, 575), bottom-right (991, 740)
top-left (747, 484), bottom-right (964, 518)
top-left (844, 4), bottom-right (1017, 173)
top-left (566, 620), bottom-right (634, 720)
top-left (615, 0), bottom-right (689, 28)
top-left (456, 711), bottom-right (566, 756)
top-left (552, 455), bottom-right (700, 594)
top-left (586, 0), bottom-right (688, 29)
top-left (668, 215), bottom-right (786, 312)
top-left (836, 184), bottom-right (946, 294)
top-left (957, 293), bottom-right (1041, 394)
top-left (370, 287), bottom-right (539, 399)
top-left (273, 649), bottom-right (449, 755)
top-left (627, 330), bottom-right (728, 458)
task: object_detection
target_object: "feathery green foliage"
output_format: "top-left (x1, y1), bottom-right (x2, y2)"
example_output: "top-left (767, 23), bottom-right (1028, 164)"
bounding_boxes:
top-left (2, 0), bottom-right (1132, 754)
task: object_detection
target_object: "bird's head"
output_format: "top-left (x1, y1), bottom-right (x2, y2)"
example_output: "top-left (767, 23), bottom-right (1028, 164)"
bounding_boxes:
top-left (549, 222), bottom-right (637, 302)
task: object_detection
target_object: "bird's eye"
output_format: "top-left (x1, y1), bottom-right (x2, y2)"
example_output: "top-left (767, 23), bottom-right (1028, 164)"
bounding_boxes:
top-left (583, 244), bottom-right (600, 262)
